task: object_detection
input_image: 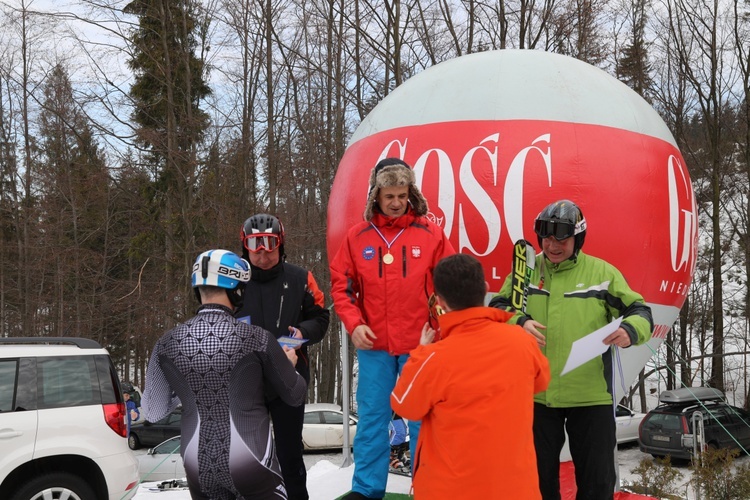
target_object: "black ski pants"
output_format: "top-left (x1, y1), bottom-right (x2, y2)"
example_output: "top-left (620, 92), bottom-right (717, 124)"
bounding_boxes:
top-left (269, 397), bottom-right (308, 500)
top-left (534, 403), bottom-right (616, 500)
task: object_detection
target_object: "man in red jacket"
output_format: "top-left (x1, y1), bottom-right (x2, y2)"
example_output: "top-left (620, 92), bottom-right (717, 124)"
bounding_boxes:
top-left (330, 158), bottom-right (454, 500)
top-left (391, 254), bottom-right (550, 499)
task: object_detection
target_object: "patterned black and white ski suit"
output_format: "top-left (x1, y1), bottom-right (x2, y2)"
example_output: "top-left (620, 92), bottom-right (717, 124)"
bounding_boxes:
top-left (142, 304), bottom-right (307, 499)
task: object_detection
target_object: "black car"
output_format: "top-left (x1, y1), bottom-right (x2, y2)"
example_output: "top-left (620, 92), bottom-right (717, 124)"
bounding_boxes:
top-left (128, 408), bottom-right (181, 450)
top-left (638, 387), bottom-right (750, 460)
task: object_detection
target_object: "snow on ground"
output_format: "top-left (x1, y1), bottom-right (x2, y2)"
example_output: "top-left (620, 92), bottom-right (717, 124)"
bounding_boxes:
top-left (132, 443), bottom-right (722, 499)
top-left (132, 459), bottom-right (412, 499)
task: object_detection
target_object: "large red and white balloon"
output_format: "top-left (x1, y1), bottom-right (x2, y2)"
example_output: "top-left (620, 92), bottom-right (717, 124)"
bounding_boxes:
top-left (327, 50), bottom-right (697, 400)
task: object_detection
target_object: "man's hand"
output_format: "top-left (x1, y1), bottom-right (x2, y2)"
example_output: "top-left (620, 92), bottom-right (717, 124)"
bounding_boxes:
top-left (420, 322), bottom-right (436, 345)
top-left (604, 327), bottom-right (632, 348)
top-left (288, 326), bottom-right (304, 349)
top-left (523, 319), bottom-right (547, 347)
top-left (284, 346), bottom-right (298, 365)
top-left (351, 324), bottom-right (376, 350)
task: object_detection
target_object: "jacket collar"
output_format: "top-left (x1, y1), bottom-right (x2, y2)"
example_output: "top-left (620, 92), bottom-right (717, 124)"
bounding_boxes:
top-left (250, 259), bottom-right (283, 283)
top-left (197, 303), bottom-right (235, 315)
top-left (544, 251), bottom-right (583, 273)
top-left (437, 307), bottom-right (514, 339)
top-left (370, 208), bottom-right (417, 230)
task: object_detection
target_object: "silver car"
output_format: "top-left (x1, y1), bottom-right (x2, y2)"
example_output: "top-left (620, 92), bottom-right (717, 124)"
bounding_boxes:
top-left (302, 403), bottom-right (358, 450)
top-left (137, 402), bottom-right (358, 482)
top-left (137, 436), bottom-right (185, 482)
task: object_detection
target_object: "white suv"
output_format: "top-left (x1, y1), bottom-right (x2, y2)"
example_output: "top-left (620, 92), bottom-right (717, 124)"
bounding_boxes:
top-left (0, 337), bottom-right (139, 499)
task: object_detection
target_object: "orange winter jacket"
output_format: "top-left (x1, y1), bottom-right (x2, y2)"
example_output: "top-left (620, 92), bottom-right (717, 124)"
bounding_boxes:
top-left (391, 307), bottom-right (550, 499)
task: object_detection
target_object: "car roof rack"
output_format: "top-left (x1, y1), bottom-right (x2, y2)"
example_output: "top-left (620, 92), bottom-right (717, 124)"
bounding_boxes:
top-left (0, 337), bottom-right (102, 349)
top-left (659, 387), bottom-right (725, 404)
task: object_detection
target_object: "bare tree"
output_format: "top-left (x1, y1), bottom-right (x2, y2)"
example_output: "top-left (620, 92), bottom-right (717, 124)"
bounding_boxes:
top-left (216, 0), bottom-right (266, 219)
top-left (662, 0), bottom-right (739, 391)
top-left (731, 0), bottom-right (750, 407)
top-left (546, 0), bottom-right (609, 64)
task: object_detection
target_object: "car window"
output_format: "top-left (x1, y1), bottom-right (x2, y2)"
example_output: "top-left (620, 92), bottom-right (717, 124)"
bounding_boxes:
top-left (156, 412), bottom-right (178, 425)
top-left (0, 359), bottom-right (18, 412)
top-left (616, 406), bottom-right (632, 418)
top-left (96, 355), bottom-right (121, 404)
top-left (730, 407), bottom-right (750, 424)
top-left (154, 438), bottom-right (181, 454)
top-left (304, 411), bottom-right (322, 424)
top-left (645, 412), bottom-right (682, 431)
top-left (322, 411), bottom-right (344, 425)
top-left (38, 356), bottom-right (98, 408)
top-left (704, 406), bottom-right (734, 427)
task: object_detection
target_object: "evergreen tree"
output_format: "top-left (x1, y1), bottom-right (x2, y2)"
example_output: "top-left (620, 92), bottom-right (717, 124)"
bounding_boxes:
top-left (123, 0), bottom-right (212, 318)
top-left (616, 0), bottom-right (653, 99)
top-left (124, 0), bottom-right (210, 156)
top-left (37, 64), bottom-right (111, 339)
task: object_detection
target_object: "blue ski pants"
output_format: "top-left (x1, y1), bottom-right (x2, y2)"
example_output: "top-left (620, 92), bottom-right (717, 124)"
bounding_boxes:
top-left (351, 349), bottom-right (420, 498)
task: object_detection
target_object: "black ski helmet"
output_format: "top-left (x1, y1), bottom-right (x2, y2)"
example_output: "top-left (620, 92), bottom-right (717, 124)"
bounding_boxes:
top-left (240, 213), bottom-right (285, 260)
top-left (534, 200), bottom-right (587, 257)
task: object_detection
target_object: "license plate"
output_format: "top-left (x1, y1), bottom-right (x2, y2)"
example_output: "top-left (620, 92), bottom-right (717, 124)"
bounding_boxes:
top-left (652, 435), bottom-right (670, 442)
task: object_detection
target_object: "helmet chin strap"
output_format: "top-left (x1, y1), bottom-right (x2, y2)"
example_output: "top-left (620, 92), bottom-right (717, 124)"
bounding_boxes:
top-left (227, 284), bottom-right (245, 308)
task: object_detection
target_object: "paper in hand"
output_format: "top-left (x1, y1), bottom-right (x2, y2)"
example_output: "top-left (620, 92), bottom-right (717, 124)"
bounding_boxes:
top-left (560, 317), bottom-right (623, 376)
top-left (278, 336), bottom-right (308, 349)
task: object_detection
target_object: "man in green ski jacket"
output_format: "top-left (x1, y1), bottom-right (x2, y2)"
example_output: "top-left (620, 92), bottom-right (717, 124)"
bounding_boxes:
top-left (490, 199), bottom-right (653, 500)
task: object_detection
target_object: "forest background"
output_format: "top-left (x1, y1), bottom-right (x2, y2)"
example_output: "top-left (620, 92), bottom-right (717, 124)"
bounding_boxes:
top-left (0, 0), bottom-right (748, 412)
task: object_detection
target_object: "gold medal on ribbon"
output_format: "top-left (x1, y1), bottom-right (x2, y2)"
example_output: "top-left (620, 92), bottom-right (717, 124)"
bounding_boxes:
top-left (370, 223), bottom-right (404, 267)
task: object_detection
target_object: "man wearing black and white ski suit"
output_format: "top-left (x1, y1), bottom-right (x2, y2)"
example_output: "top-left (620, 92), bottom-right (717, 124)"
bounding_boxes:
top-left (142, 249), bottom-right (306, 500)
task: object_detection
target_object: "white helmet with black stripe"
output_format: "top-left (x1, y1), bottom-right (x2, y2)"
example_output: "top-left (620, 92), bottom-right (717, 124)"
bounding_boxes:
top-left (191, 249), bottom-right (251, 307)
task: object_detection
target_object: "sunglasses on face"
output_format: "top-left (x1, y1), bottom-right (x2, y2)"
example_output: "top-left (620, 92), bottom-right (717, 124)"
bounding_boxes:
top-left (534, 219), bottom-right (579, 241)
top-left (243, 234), bottom-right (280, 253)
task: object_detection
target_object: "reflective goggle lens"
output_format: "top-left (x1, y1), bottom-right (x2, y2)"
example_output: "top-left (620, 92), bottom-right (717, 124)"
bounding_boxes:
top-left (244, 234), bottom-right (280, 252)
top-left (534, 220), bottom-right (576, 241)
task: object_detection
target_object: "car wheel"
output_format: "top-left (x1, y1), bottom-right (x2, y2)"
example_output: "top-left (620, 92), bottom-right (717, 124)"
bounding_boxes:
top-left (128, 432), bottom-right (140, 450)
top-left (10, 472), bottom-right (96, 500)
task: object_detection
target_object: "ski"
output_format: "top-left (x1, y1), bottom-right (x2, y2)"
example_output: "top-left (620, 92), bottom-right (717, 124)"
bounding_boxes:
top-left (388, 466), bottom-right (412, 477)
top-left (510, 239), bottom-right (536, 313)
top-left (148, 479), bottom-right (190, 492)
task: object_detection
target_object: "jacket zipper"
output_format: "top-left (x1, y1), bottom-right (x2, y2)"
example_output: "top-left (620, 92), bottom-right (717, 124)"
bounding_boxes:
top-left (276, 294), bottom-right (284, 329)
top-left (402, 245), bottom-right (406, 277)
top-left (378, 247), bottom-right (383, 277)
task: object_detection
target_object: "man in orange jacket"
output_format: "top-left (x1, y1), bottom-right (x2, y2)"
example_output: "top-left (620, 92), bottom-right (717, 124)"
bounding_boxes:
top-left (391, 254), bottom-right (550, 499)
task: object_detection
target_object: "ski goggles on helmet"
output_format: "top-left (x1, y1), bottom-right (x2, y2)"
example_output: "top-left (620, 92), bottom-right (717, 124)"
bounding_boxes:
top-left (534, 218), bottom-right (586, 241)
top-left (243, 234), bottom-right (281, 253)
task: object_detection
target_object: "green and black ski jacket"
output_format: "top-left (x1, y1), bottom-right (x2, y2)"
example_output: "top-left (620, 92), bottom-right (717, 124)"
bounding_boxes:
top-left (490, 251), bottom-right (653, 408)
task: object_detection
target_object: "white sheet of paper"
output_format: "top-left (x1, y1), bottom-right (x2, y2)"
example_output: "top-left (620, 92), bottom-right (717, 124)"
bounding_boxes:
top-left (560, 317), bottom-right (623, 376)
